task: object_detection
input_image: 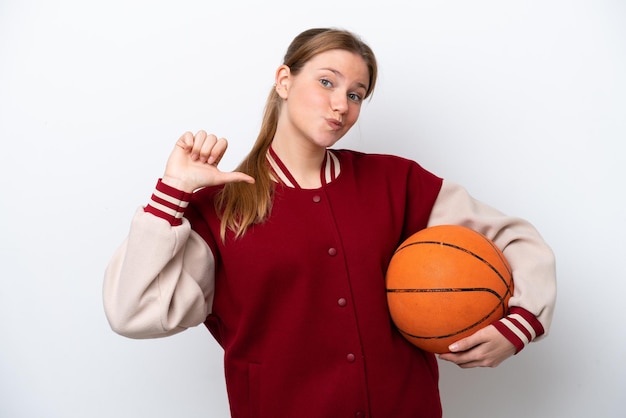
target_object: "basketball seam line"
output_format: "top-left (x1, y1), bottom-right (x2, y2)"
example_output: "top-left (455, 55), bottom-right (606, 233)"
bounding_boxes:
top-left (393, 240), bottom-right (513, 297)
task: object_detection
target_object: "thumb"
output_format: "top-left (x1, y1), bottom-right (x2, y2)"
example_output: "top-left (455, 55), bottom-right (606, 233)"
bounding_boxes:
top-left (217, 170), bottom-right (256, 185)
top-left (448, 331), bottom-right (484, 353)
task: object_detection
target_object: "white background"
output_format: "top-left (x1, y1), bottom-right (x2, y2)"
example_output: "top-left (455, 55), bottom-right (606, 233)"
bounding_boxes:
top-left (1, 1), bottom-right (625, 417)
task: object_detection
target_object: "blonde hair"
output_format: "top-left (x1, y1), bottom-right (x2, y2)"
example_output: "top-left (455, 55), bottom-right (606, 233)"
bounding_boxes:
top-left (216, 28), bottom-right (378, 240)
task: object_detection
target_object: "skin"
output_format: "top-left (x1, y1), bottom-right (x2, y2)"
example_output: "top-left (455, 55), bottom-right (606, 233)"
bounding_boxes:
top-left (271, 49), bottom-right (369, 188)
top-left (160, 48), bottom-right (516, 367)
top-left (162, 131), bottom-right (255, 193)
top-left (439, 325), bottom-right (516, 368)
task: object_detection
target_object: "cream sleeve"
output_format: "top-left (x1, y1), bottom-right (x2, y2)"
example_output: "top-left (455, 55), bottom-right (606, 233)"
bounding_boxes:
top-left (103, 208), bottom-right (215, 339)
top-left (427, 180), bottom-right (557, 339)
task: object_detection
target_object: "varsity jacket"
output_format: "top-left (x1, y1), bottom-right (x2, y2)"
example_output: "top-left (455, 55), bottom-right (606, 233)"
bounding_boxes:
top-left (103, 149), bottom-right (556, 418)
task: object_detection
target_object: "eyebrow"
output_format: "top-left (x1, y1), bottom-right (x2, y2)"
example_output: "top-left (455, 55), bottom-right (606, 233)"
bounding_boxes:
top-left (321, 67), bottom-right (369, 92)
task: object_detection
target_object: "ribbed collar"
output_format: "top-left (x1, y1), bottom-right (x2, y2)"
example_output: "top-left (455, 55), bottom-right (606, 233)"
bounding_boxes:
top-left (267, 146), bottom-right (341, 189)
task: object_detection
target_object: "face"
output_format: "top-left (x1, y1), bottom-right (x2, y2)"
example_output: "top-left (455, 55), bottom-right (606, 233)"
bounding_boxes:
top-left (274, 49), bottom-right (370, 150)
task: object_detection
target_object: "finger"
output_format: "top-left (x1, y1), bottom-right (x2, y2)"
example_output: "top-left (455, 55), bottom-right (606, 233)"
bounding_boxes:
top-left (207, 137), bottom-right (228, 165)
top-left (190, 130), bottom-right (208, 161)
top-left (439, 350), bottom-right (482, 368)
top-left (455, 360), bottom-right (483, 369)
top-left (448, 327), bottom-right (490, 353)
top-left (175, 131), bottom-right (194, 151)
top-left (438, 351), bottom-right (462, 363)
top-left (198, 133), bottom-right (218, 163)
top-left (448, 337), bottom-right (476, 353)
top-left (439, 351), bottom-right (471, 363)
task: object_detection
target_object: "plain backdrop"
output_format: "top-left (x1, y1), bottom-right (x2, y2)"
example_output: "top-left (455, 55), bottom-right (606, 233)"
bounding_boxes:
top-left (1, 1), bottom-right (625, 417)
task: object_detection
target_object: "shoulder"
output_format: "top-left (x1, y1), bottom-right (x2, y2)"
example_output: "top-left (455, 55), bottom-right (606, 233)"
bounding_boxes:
top-left (331, 149), bottom-right (441, 179)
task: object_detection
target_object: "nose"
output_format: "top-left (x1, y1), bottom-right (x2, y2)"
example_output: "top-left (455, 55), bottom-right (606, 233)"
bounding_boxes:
top-left (331, 90), bottom-right (349, 114)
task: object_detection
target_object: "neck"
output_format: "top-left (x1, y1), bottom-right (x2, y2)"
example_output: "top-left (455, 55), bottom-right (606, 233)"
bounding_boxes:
top-left (271, 135), bottom-right (326, 189)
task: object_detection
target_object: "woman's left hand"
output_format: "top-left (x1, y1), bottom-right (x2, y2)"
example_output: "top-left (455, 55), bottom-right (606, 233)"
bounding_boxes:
top-left (438, 325), bottom-right (516, 368)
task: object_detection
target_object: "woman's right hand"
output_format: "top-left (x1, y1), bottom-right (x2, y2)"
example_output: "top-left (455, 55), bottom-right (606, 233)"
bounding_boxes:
top-left (161, 130), bottom-right (255, 193)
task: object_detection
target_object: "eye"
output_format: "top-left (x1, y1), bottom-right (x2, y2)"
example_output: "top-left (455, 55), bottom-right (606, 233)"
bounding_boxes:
top-left (320, 78), bottom-right (333, 88)
top-left (348, 93), bottom-right (363, 103)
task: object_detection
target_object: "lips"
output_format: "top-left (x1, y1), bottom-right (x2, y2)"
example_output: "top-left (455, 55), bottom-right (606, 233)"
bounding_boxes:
top-left (326, 118), bottom-right (344, 130)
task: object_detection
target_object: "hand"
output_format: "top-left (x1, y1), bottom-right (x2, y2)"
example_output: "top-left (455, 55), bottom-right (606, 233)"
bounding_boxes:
top-left (161, 130), bottom-right (255, 192)
top-left (438, 325), bottom-right (516, 368)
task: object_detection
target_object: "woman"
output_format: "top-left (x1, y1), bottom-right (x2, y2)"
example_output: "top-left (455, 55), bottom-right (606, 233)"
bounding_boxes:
top-left (104, 28), bottom-right (556, 418)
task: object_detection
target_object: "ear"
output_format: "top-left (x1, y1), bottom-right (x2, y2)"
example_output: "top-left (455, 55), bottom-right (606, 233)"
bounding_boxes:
top-left (274, 64), bottom-right (291, 99)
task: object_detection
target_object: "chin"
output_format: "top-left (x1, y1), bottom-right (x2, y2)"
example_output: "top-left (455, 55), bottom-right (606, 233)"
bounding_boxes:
top-left (318, 133), bottom-right (346, 148)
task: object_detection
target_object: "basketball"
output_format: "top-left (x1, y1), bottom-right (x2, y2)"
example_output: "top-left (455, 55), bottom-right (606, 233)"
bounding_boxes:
top-left (385, 225), bottom-right (513, 353)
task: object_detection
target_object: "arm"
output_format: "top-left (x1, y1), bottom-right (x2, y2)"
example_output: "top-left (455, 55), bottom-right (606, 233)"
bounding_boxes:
top-left (428, 180), bottom-right (557, 366)
top-left (103, 182), bottom-right (215, 339)
top-left (103, 131), bottom-right (255, 339)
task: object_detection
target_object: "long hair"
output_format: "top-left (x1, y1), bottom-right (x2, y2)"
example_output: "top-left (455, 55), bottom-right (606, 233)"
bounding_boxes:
top-left (216, 28), bottom-right (378, 240)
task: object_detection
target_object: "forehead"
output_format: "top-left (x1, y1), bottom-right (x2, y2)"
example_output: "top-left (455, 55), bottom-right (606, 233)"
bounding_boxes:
top-left (303, 49), bottom-right (370, 88)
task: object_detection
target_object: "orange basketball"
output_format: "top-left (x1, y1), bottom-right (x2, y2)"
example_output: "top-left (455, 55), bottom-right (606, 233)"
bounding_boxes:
top-left (385, 225), bottom-right (513, 353)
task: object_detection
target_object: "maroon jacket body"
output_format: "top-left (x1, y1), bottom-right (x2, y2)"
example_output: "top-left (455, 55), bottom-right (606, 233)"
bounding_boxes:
top-left (187, 150), bottom-right (443, 417)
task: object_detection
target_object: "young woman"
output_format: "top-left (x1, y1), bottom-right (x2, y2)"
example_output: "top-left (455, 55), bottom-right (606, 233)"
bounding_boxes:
top-left (104, 28), bottom-right (556, 418)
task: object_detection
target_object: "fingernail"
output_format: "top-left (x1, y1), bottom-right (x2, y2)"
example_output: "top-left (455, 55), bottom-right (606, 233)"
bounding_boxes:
top-left (449, 343), bottom-right (458, 352)
top-left (207, 156), bottom-right (215, 164)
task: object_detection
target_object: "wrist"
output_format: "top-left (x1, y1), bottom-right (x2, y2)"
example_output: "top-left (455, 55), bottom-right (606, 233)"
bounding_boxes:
top-left (161, 175), bottom-right (196, 194)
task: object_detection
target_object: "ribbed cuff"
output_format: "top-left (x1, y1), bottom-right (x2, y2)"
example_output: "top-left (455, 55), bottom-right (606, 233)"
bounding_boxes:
top-left (143, 179), bottom-right (192, 226)
top-left (492, 307), bottom-right (545, 354)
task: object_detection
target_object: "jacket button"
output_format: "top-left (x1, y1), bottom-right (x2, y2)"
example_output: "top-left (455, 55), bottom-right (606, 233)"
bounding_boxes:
top-left (328, 247), bottom-right (337, 256)
top-left (337, 298), bottom-right (347, 307)
top-left (355, 412), bottom-right (366, 418)
top-left (312, 195), bottom-right (321, 203)
top-left (346, 353), bottom-right (356, 363)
